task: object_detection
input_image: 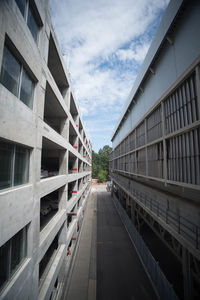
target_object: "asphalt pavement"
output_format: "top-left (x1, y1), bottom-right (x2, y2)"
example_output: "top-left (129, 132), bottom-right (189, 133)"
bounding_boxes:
top-left (64, 185), bottom-right (158, 300)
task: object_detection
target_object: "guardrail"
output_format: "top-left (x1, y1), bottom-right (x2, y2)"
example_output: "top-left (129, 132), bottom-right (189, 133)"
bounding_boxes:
top-left (112, 173), bottom-right (200, 250)
top-left (112, 193), bottom-right (179, 300)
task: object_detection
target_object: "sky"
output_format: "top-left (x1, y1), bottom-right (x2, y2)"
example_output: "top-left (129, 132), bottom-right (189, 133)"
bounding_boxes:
top-left (49, 0), bottom-right (170, 152)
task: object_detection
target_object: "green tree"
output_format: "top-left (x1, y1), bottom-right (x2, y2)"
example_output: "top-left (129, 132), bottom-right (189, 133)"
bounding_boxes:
top-left (92, 150), bottom-right (99, 178)
top-left (92, 145), bottom-right (112, 182)
top-left (97, 169), bottom-right (108, 183)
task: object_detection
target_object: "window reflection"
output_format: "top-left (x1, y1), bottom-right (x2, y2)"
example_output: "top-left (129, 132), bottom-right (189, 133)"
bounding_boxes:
top-left (0, 241), bottom-right (10, 290)
top-left (14, 146), bottom-right (30, 186)
top-left (0, 45), bottom-right (35, 109)
top-left (15, 0), bottom-right (26, 17)
top-left (27, 6), bottom-right (39, 42)
top-left (0, 142), bottom-right (13, 189)
top-left (0, 46), bottom-right (21, 97)
top-left (20, 69), bottom-right (34, 109)
top-left (0, 227), bottom-right (27, 291)
top-left (0, 141), bottom-right (30, 190)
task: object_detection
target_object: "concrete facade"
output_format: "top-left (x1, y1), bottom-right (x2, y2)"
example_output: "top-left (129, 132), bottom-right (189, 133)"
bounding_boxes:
top-left (0, 1), bottom-right (92, 299)
top-left (110, 0), bottom-right (200, 299)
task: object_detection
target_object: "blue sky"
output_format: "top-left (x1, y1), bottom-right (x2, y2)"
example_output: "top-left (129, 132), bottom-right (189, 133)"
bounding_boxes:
top-left (49, 0), bottom-right (170, 152)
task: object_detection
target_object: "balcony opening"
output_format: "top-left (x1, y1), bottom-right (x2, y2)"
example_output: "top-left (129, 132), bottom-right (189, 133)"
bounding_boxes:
top-left (68, 180), bottom-right (76, 201)
top-left (83, 148), bottom-right (86, 159)
top-left (40, 187), bottom-right (63, 231)
top-left (41, 137), bottom-right (65, 179)
top-left (67, 213), bottom-right (72, 228)
top-left (79, 121), bottom-right (83, 135)
top-left (78, 159), bottom-right (82, 173)
top-left (68, 151), bottom-right (77, 174)
top-left (69, 122), bottom-right (77, 148)
top-left (83, 132), bottom-right (86, 144)
top-left (67, 238), bottom-right (77, 257)
top-left (79, 140), bottom-right (83, 155)
top-left (67, 204), bottom-right (76, 228)
top-left (47, 34), bottom-right (69, 97)
top-left (43, 82), bottom-right (67, 134)
top-left (77, 197), bottom-right (81, 208)
top-left (78, 178), bottom-right (82, 190)
top-left (49, 277), bottom-right (59, 299)
top-left (70, 94), bottom-right (78, 123)
top-left (39, 234), bottom-right (58, 284)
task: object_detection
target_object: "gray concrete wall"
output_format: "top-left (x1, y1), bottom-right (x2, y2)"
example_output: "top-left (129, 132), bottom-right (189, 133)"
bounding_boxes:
top-left (0, 1), bottom-right (92, 299)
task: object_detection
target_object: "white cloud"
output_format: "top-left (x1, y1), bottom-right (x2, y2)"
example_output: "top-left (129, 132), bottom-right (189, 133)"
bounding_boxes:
top-left (49, 0), bottom-right (170, 151)
top-left (116, 42), bottom-right (151, 62)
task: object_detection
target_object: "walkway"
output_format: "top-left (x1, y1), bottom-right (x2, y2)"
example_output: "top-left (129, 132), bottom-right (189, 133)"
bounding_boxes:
top-left (64, 185), bottom-right (158, 300)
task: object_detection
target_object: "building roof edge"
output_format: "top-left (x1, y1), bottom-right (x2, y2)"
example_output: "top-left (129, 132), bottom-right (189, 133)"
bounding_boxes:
top-left (111, 0), bottom-right (184, 142)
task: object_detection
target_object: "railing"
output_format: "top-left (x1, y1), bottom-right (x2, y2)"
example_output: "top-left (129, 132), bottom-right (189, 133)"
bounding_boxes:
top-left (112, 173), bottom-right (200, 250)
top-left (112, 193), bottom-right (179, 300)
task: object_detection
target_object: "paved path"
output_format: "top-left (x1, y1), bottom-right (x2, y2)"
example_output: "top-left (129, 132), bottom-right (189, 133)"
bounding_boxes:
top-left (64, 187), bottom-right (97, 300)
top-left (64, 185), bottom-right (158, 300)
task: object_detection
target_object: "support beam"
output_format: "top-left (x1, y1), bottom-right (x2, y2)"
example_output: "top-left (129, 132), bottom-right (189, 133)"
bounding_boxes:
top-left (182, 247), bottom-right (192, 300)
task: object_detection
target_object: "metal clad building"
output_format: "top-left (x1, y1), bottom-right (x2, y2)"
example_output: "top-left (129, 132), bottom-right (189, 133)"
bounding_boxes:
top-left (0, 0), bottom-right (92, 299)
top-left (110, 0), bottom-right (200, 299)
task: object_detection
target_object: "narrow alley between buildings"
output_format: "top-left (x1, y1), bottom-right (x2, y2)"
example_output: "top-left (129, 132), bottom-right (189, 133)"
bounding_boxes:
top-left (64, 185), bottom-right (158, 300)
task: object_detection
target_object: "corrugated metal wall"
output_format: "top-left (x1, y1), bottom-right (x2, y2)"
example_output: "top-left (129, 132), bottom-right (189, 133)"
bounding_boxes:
top-left (110, 66), bottom-right (200, 188)
top-left (112, 1), bottom-right (200, 148)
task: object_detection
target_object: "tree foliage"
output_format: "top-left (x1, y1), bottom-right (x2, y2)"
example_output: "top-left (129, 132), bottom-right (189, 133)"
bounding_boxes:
top-left (97, 169), bottom-right (108, 183)
top-left (92, 145), bottom-right (112, 182)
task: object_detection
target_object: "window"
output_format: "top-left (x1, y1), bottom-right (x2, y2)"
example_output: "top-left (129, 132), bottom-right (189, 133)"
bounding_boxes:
top-left (14, 146), bottom-right (30, 186)
top-left (0, 46), bottom-right (21, 97)
top-left (15, 0), bottom-right (26, 17)
top-left (27, 5), bottom-right (39, 42)
top-left (0, 141), bottom-right (30, 190)
top-left (15, 0), bottom-right (39, 42)
top-left (0, 143), bottom-right (13, 189)
top-left (20, 68), bottom-right (34, 108)
top-left (0, 226), bottom-right (27, 291)
top-left (0, 45), bottom-right (34, 109)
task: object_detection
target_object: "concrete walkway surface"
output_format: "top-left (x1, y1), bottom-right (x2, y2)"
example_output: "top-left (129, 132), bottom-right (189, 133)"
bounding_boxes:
top-left (64, 185), bottom-right (158, 300)
top-left (64, 187), bottom-right (97, 300)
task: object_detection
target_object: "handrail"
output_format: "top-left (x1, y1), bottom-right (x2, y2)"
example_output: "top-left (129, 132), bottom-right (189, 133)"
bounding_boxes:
top-left (112, 173), bottom-right (200, 250)
top-left (112, 193), bottom-right (179, 300)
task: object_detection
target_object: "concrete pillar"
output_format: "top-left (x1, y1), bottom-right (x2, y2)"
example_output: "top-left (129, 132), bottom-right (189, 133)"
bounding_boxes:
top-left (182, 247), bottom-right (192, 300)
top-left (60, 185), bottom-right (67, 210)
top-left (130, 199), bottom-right (136, 224)
top-left (61, 118), bottom-right (69, 140)
top-left (60, 149), bottom-right (68, 175)
top-left (64, 87), bottom-right (71, 108)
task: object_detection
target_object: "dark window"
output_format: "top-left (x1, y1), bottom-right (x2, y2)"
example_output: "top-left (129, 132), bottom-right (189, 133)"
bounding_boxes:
top-left (0, 141), bottom-right (30, 190)
top-left (20, 69), bottom-right (34, 108)
top-left (0, 142), bottom-right (13, 189)
top-left (0, 45), bottom-right (35, 109)
top-left (0, 241), bottom-right (10, 290)
top-left (15, 0), bottom-right (26, 17)
top-left (0, 227), bottom-right (27, 291)
top-left (27, 5), bottom-right (39, 42)
top-left (14, 146), bottom-right (29, 186)
top-left (0, 46), bottom-right (21, 97)
top-left (15, 0), bottom-right (40, 42)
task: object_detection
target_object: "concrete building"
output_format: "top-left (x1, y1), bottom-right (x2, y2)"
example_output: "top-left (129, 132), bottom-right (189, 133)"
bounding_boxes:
top-left (110, 0), bottom-right (200, 299)
top-left (0, 0), bottom-right (92, 299)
